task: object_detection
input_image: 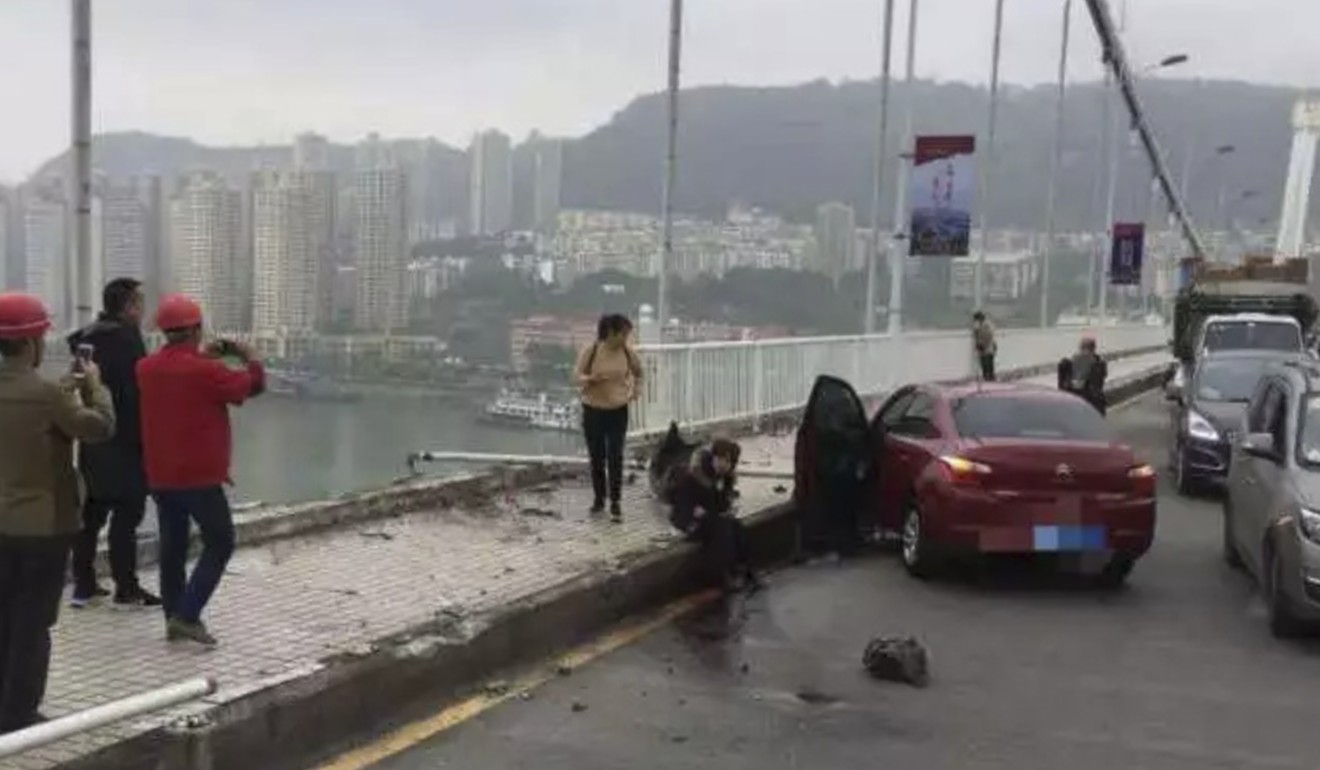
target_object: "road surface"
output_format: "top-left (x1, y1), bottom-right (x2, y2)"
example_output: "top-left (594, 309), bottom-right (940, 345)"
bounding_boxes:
top-left (333, 392), bottom-right (1320, 770)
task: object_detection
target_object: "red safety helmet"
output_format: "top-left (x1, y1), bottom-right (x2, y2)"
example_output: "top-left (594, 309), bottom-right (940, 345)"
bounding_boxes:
top-left (155, 294), bottom-right (204, 331)
top-left (0, 292), bottom-right (52, 340)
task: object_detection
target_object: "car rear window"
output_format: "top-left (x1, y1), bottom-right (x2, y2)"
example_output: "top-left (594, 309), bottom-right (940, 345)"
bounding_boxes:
top-left (952, 395), bottom-right (1111, 441)
top-left (1203, 321), bottom-right (1301, 353)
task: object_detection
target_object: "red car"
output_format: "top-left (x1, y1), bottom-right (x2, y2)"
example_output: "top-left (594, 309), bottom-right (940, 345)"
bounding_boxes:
top-left (794, 377), bottom-right (1157, 587)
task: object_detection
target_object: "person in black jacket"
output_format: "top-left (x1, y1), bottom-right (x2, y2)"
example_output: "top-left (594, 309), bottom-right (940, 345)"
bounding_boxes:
top-left (1058, 336), bottom-right (1109, 415)
top-left (662, 439), bottom-right (761, 594)
top-left (65, 279), bottom-right (160, 608)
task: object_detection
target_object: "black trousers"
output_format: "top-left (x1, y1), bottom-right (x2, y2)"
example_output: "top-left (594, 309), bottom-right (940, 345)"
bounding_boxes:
top-left (71, 496), bottom-right (146, 595)
top-left (690, 514), bottom-right (752, 586)
top-left (0, 537), bottom-right (69, 732)
top-left (979, 353), bottom-right (996, 382)
top-left (582, 405), bottom-right (629, 504)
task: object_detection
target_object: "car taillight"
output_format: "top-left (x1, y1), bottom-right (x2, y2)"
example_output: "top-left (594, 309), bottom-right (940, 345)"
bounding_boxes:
top-left (938, 455), bottom-right (992, 484)
top-left (1128, 464), bottom-right (1157, 494)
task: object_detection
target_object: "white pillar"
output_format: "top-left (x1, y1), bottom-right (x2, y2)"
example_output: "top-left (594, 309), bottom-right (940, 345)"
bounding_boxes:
top-left (1277, 100), bottom-right (1320, 261)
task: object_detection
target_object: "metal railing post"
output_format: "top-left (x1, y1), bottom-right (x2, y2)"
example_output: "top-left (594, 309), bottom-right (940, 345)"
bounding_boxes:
top-left (752, 342), bottom-right (765, 429)
top-left (683, 346), bottom-right (696, 426)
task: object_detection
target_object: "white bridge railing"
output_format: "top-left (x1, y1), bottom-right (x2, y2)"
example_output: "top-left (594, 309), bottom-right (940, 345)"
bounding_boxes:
top-left (630, 323), bottom-right (1169, 436)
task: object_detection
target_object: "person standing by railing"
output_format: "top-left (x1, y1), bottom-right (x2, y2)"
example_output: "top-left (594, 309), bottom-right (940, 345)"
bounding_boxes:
top-left (575, 314), bottom-right (644, 523)
top-left (137, 295), bottom-right (265, 648)
top-left (972, 311), bottom-right (997, 381)
top-left (0, 292), bottom-right (115, 732)
top-left (65, 278), bottom-right (160, 609)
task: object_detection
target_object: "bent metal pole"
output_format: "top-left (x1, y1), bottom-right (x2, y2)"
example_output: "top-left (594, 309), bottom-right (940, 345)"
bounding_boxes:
top-left (0, 677), bottom-right (216, 758)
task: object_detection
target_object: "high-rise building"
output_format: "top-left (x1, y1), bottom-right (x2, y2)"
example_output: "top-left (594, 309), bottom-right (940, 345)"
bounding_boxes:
top-left (251, 170), bottom-right (337, 333)
top-left (101, 179), bottom-right (153, 283)
top-left (1, 187), bottom-right (22, 290)
top-left (533, 138), bottom-right (564, 234)
top-left (468, 130), bottom-right (513, 236)
top-left (815, 202), bottom-right (857, 286)
top-left (294, 132), bottom-right (332, 172)
top-left (24, 184), bottom-right (67, 327)
top-left (170, 172), bottom-right (245, 331)
top-left (353, 155), bottom-right (409, 332)
top-left (408, 139), bottom-right (448, 244)
top-left (0, 194), bottom-right (8, 291)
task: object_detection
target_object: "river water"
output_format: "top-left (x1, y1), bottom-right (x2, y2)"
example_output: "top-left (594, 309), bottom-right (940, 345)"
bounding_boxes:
top-left (230, 394), bottom-right (585, 505)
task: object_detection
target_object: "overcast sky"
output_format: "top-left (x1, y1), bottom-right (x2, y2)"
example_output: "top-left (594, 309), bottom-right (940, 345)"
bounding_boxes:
top-left (0, 0), bottom-right (1313, 182)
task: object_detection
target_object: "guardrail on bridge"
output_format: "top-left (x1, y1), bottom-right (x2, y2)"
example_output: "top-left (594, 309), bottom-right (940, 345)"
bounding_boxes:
top-left (631, 323), bottom-right (1168, 436)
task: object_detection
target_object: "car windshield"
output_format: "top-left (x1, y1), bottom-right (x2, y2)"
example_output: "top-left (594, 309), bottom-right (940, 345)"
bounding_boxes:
top-left (1194, 358), bottom-right (1275, 402)
top-left (953, 395), bottom-right (1110, 442)
top-left (1203, 321), bottom-right (1301, 353)
top-left (1299, 396), bottom-right (1320, 469)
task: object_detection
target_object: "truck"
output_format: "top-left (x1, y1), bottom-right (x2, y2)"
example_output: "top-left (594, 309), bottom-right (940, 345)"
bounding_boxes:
top-left (1171, 257), bottom-right (1318, 364)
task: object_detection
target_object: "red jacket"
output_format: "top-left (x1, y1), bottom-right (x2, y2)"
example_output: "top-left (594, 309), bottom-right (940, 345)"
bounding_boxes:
top-left (137, 344), bottom-right (265, 490)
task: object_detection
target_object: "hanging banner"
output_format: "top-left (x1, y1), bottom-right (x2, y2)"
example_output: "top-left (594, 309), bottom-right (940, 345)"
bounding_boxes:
top-left (1110, 222), bottom-right (1146, 286)
top-left (909, 135), bottom-right (976, 257)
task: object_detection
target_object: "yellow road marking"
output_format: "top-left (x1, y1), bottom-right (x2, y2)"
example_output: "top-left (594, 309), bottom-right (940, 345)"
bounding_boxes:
top-left (315, 589), bottom-right (720, 770)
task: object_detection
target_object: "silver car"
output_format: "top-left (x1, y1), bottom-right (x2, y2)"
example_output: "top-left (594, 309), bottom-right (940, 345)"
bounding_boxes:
top-left (1223, 359), bottom-right (1320, 637)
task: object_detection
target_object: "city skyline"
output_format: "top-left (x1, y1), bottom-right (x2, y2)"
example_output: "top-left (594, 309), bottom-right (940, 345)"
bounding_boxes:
top-left (0, 0), bottom-right (1317, 182)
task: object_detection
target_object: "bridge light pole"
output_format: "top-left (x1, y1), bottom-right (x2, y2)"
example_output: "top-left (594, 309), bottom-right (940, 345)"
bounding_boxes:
top-left (71, 0), bottom-right (93, 331)
top-left (864, 0), bottom-right (897, 335)
top-left (1040, 0), bottom-right (1073, 328)
top-left (887, 0), bottom-right (921, 336)
top-left (657, 0), bottom-right (683, 338)
top-left (973, 0), bottom-right (1008, 312)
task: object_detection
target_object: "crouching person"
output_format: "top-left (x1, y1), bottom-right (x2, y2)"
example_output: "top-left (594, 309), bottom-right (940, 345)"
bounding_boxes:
top-left (663, 438), bottom-right (761, 594)
top-left (1059, 336), bottom-right (1109, 415)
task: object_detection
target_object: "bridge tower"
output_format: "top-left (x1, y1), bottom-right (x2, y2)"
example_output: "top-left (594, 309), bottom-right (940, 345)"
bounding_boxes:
top-left (1276, 99), bottom-right (1320, 260)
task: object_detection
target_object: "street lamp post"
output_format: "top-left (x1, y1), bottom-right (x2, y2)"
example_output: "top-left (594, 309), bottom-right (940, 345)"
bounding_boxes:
top-left (864, 0), bottom-right (897, 335)
top-left (1040, 0), bottom-right (1073, 328)
top-left (887, 0), bottom-right (920, 335)
top-left (71, 0), bottom-right (93, 331)
top-left (973, 0), bottom-right (1008, 311)
top-left (657, 0), bottom-right (683, 337)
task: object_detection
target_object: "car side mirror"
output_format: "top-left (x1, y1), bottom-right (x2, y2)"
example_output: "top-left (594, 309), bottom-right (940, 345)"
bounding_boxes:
top-left (1241, 432), bottom-right (1281, 463)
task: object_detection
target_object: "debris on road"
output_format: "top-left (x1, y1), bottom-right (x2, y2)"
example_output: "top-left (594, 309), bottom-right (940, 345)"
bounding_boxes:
top-left (773, 484), bottom-right (788, 494)
top-left (483, 680), bottom-right (511, 696)
top-left (519, 507), bottom-right (561, 519)
top-left (571, 701), bottom-right (588, 713)
top-left (359, 530), bottom-right (395, 541)
top-left (863, 636), bottom-right (930, 688)
top-left (555, 664), bottom-right (573, 677)
top-left (795, 689), bottom-right (839, 706)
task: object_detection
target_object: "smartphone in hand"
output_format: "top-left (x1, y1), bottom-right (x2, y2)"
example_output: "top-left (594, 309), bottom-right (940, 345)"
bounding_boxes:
top-left (73, 343), bottom-right (95, 378)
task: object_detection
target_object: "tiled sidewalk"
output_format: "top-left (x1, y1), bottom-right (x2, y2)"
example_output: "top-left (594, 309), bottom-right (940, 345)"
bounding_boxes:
top-left (4, 353), bottom-right (1167, 769)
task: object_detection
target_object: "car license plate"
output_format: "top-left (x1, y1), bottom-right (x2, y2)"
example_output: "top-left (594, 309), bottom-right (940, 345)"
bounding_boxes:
top-left (1033, 525), bottom-right (1107, 552)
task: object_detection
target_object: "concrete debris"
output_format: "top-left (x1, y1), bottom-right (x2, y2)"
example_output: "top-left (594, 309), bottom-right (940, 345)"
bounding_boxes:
top-left (555, 664), bottom-right (573, 677)
top-left (863, 636), bottom-right (930, 688)
top-left (519, 507), bottom-right (561, 519)
top-left (670, 735), bottom-right (689, 744)
top-left (359, 530), bottom-right (395, 541)
top-left (626, 472), bottom-right (638, 486)
top-left (773, 484), bottom-right (788, 494)
top-left (483, 680), bottom-right (511, 696)
top-left (739, 663), bottom-right (750, 674)
top-left (795, 689), bottom-right (839, 706)
top-left (571, 701), bottom-right (588, 713)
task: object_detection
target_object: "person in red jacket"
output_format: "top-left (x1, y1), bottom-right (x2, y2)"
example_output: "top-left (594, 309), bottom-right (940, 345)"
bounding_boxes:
top-left (136, 294), bottom-right (264, 647)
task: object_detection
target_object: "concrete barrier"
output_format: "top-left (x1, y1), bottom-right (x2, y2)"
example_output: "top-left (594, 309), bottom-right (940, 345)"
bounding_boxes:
top-left (63, 358), bottom-right (1170, 770)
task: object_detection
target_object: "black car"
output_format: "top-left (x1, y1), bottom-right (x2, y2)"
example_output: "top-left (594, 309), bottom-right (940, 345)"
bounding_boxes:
top-left (1168, 350), bottom-right (1309, 495)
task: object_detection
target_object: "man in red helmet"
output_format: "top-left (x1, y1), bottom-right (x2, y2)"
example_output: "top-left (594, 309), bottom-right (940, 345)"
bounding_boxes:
top-left (137, 294), bottom-right (265, 647)
top-left (0, 292), bottom-right (115, 731)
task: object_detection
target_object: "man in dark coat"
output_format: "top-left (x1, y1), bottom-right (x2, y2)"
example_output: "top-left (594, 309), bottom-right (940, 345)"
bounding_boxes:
top-left (66, 279), bottom-right (159, 607)
top-left (662, 438), bottom-right (760, 593)
top-left (1059, 336), bottom-right (1109, 415)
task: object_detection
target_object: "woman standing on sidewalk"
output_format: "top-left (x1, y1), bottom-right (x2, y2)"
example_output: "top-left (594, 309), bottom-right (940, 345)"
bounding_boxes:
top-left (575, 314), bottom-right (644, 522)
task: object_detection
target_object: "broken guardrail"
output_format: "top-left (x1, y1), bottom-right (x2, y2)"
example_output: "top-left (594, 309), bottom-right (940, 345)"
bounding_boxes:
top-left (0, 677), bottom-right (217, 759)
top-left (404, 451), bottom-right (794, 480)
